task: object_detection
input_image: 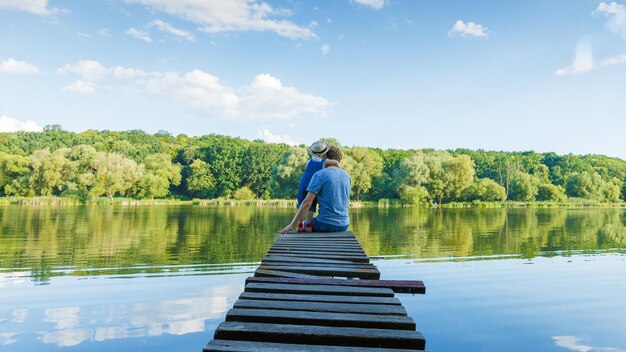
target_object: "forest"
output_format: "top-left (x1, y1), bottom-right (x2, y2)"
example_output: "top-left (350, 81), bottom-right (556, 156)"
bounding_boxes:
top-left (0, 125), bottom-right (625, 204)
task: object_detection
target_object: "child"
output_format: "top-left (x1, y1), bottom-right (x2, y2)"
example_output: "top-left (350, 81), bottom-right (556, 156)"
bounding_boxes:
top-left (296, 140), bottom-right (329, 232)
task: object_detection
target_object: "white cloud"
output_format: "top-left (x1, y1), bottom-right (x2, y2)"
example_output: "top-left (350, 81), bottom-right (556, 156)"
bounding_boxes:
top-left (125, 0), bottom-right (316, 40)
top-left (258, 129), bottom-right (297, 145)
top-left (0, 0), bottom-right (55, 15)
top-left (602, 53), bottom-right (626, 65)
top-left (112, 66), bottom-right (160, 79)
top-left (353, 0), bottom-right (387, 10)
top-left (98, 28), bottom-right (111, 37)
top-left (62, 80), bottom-right (96, 94)
top-left (149, 19), bottom-right (193, 41)
top-left (555, 37), bottom-right (594, 76)
top-left (144, 70), bottom-right (330, 120)
top-left (321, 44), bottom-right (330, 55)
top-left (0, 58), bottom-right (40, 74)
top-left (0, 115), bottom-right (43, 132)
top-left (57, 60), bottom-right (110, 81)
top-left (126, 27), bottom-right (152, 43)
top-left (448, 20), bottom-right (489, 38)
top-left (593, 2), bottom-right (626, 37)
top-left (146, 70), bottom-right (239, 113)
top-left (552, 335), bottom-right (624, 352)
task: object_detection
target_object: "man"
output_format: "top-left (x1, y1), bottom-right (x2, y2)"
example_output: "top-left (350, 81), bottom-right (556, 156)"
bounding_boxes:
top-left (280, 146), bottom-right (351, 234)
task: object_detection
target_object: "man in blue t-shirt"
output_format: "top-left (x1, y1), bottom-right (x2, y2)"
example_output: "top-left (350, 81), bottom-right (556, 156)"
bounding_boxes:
top-left (280, 147), bottom-right (351, 234)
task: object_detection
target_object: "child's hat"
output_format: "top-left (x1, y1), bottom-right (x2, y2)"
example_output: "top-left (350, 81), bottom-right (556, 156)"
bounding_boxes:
top-left (310, 140), bottom-right (330, 155)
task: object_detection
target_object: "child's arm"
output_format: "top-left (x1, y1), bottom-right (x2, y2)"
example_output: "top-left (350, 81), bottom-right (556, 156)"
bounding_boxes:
top-left (324, 159), bottom-right (341, 168)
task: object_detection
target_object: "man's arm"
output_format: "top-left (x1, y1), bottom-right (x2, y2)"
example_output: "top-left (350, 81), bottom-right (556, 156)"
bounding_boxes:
top-left (280, 192), bottom-right (316, 234)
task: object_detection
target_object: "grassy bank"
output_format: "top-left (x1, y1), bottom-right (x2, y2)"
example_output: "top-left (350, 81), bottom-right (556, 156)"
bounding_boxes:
top-left (0, 196), bottom-right (624, 208)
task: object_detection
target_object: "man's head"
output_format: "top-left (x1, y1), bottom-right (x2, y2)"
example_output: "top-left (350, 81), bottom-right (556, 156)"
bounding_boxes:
top-left (326, 146), bottom-right (342, 162)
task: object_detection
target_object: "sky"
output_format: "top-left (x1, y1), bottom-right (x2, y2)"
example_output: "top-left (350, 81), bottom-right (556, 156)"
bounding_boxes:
top-left (1, 0), bottom-right (626, 160)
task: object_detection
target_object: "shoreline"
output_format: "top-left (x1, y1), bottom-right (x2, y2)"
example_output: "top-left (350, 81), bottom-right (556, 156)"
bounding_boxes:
top-left (0, 197), bottom-right (624, 208)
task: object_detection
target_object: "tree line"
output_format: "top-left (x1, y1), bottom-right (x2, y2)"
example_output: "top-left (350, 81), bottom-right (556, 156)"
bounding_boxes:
top-left (0, 126), bottom-right (625, 203)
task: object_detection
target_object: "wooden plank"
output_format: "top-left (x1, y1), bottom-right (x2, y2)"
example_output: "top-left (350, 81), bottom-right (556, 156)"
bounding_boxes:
top-left (260, 264), bottom-right (378, 272)
top-left (233, 299), bottom-right (407, 315)
top-left (264, 253), bottom-right (370, 263)
top-left (213, 322), bottom-right (426, 350)
top-left (258, 265), bottom-right (380, 279)
top-left (225, 308), bottom-right (415, 330)
top-left (204, 339), bottom-right (424, 351)
top-left (246, 277), bottom-right (426, 295)
top-left (261, 261), bottom-right (376, 269)
top-left (274, 240), bottom-right (361, 245)
top-left (238, 292), bottom-right (402, 305)
top-left (276, 237), bottom-right (359, 243)
top-left (272, 245), bottom-right (362, 250)
top-left (279, 234), bottom-right (356, 240)
top-left (270, 246), bottom-right (366, 253)
top-left (254, 268), bottom-right (321, 279)
top-left (244, 283), bottom-right (395, 297)
top-left (267, 250), bottom-right (368, 258)
top-left (263, 255), bottom-right (359, 265)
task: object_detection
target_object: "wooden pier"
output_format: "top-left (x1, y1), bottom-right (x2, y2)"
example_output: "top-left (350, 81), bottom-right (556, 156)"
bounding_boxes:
top-left (204, 231), bottom-right (426, 351)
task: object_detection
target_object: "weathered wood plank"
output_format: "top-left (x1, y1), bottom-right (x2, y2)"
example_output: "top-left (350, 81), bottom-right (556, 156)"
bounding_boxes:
top-left (275, 238), bottom-right (360, 242)
top-left (244, 283), bottom-right (395, 297)
top-left (246, 277), bottom-right (426, 294)
top-left (213, 322), bottom-right (426, 350)
top-left (238, 292), bottom-right (402, 305)
top-left (233, 299), bottom-right (408, 315)
top-left (270, 246), bottom-right (366, 254)
top-left (267, 250), bottom-right (368, 258)
top-left (204, 339), bottom-right (424, 351)
top-left (261, 261), bottom-right (376, 269)
top-left (272, 245), bottom-right (363, 250)
top-left (258, 265), bottom-right (380, 279)
top-left (279, 234), bottom-right (356, 240)
top-left (274, 240), bottom-right (361, 245)
top-left (225, 308), bottom-right (415, 329)
top-left (263, 255), bottom-right (359, 265)
top-left (264, 253), bottom-right (370, 263)
top-left (254, 268), bottom-right (322, 279)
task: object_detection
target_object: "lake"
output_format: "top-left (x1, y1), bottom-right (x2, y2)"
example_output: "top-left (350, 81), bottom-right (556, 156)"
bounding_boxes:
top-left (1, 205), bottom-right (625, 351)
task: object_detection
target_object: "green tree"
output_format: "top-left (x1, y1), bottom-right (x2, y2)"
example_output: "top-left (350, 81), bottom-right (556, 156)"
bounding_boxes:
top-left (398, 185), bottom-right (429, 204)
top-left (91, 152), bottom-right (145, 202)
top-left (0, 152), bottom-right (31, 195)
top-left (241, 143), bottom-right (283, 198)
top-left (28, 148), bottom-right (76, 196)
top-left (272, 147), bottom-right (308, 198)
top-left (234, 186), bottom-right (255, 200)
top-left (565, 171), bottom-right (603, 200)
top-left (446, 154), bottom-right (475, 199)
top-left (185, 159), bottom-right (215, 198)
top-left (345, 147), bottom-right (383, 200)
top-left (536, 183), bottom-right (566, 202)
top-left (134, 153), bottom-right (182, 199)
top-left (393, 152), bottom-right (429, 190)
top-left (509, 172), bottom-right (539, 201)
top-left (463, 178), bottom-right (507, 201)
top-left (201, 136), bottom-right (246, 198)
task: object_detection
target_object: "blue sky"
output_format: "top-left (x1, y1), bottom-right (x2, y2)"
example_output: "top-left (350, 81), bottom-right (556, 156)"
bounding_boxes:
top-left (1, 0), bottom-right (626, 159)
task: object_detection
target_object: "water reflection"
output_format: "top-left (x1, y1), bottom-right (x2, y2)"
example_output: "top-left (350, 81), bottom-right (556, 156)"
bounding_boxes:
top-left (0, 206), bottom-right (625, 351)
top-left (0, 206), bottom-right (624, 285)
top-left (2, 273), bottom-right (245, 351)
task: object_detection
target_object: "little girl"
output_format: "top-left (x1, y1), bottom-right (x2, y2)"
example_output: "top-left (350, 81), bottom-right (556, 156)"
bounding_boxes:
top-left (296, 140), bottom-right (328, 232)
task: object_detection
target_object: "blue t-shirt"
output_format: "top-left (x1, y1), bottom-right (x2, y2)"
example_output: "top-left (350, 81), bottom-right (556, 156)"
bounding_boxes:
top-left (306, 167), bottom-right (351, 227)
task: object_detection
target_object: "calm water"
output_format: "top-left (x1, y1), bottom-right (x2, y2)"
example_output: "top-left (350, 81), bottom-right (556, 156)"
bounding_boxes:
top-left (1, 205), bottom-right (625, 351)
